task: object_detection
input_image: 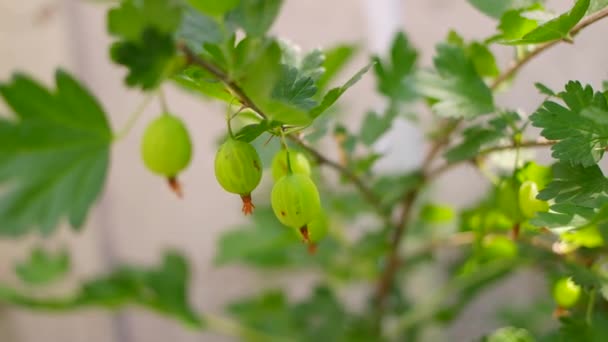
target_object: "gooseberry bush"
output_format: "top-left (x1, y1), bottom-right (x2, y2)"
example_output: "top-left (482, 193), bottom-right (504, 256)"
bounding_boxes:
top-left (4, 0), bottom-right (608, 340)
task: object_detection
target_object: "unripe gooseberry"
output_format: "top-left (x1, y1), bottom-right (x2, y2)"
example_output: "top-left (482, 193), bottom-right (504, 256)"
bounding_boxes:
top-left (518, 181), bottom-right (549, 219)
top-left (141, 114), bottom-right (193, 196)
top-left (553, 277), bottom-right (582, 309)
top-left (271, 174), bottom-right (321, 231)
top-left (271, 150), bottom-right (311, 181)
top-left (215, 138), bottom-right (263, 215)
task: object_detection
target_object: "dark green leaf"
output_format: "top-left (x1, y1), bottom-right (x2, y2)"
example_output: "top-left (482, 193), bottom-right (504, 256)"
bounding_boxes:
top-left (530, 81), bottom-right (608, 166)
top-left (538, 162), bottom-right (608, 205)
top-left (227, 0), bottom-right (283, 37)
top-left (0, 71), bottom-right (111, 236)
top-left (0, 251), bottom-right (201, 327)
top-left (445, 112), bottom-right (518, 162)
top-left (300, 49), bottom-right (325, 81)
top-left (317, 45), bottom-right (357, 90)
top-left (234, 121), bottom-right (277, 143)
top-left (111, 29), bottom-right (176, 90)
top-left (175, 5), bottom-right (225, 53)
top-left (507, 0), bottom-right (590, 44)
top-left (228, 290), bottom-right (294, 336)
top-left (468, 42), bottom-right (500, 78)
top-left (373, 32), bottom-right (418, 101)
top-left (107, 0), bottom-right (182, 41)
top-left (359, 107), bottom-right (398, 146)
top-left (214, 207), bottom-right (332, 268)
top-left (272, 65), bottom-right (318, 111)
top-left (311, 62), bottom-right (374, 118)
top-left (16, 248), bottom-right (70, 285)
top-left (534, 82), bottom-right (556, 96)
top-left (417, 44), bottom-right (494, 119)
top-left (172, 65), bottom-right (233, 102)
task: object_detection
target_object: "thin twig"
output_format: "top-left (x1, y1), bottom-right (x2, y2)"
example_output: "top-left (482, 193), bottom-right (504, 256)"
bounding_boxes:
top-left (427, 139), bottom-right (557, 179)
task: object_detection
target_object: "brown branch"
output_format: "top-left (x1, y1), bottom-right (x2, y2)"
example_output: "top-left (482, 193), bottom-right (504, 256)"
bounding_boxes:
top-left (178, 43), bottom-right (385, 218)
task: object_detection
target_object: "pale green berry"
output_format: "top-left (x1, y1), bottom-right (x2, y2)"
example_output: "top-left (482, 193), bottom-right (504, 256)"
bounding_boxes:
top-left (271, 150), bottom-right (311, 181)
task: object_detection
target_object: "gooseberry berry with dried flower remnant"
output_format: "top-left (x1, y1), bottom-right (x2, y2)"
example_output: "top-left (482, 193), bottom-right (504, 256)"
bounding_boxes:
top-left (214, 138), bottom-right (263, 215)
top-left (271, 149), bottom-right (311, 181)
top-left (271, 173), bottom-right (321, 231)
top-left (141, 114), bottom-right (192, 197)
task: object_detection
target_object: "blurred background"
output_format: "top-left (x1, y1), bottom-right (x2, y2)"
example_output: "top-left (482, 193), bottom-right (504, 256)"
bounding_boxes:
top-left (1, 0), bottom-right (607, 341)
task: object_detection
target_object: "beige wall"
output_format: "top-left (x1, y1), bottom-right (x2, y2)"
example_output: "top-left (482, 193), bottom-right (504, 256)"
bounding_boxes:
top-left (1, 0), bottom-right (607, 341)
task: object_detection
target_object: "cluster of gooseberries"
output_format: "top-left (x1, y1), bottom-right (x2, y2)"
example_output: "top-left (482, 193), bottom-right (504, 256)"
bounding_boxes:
top-left (215, 139), bottom-right (327, 253)
top-left (140, 112), bottom-right (327, 252)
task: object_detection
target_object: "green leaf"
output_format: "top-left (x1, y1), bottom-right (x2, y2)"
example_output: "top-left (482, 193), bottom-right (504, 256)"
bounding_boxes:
top-left (16, 248), bottom-right (70, 285)
top-left (272, 65), bottom-right (318, 111)
top-left (446, 31), bottom-right (499, 78)
top-left (107, 0), bottom-right (184, 89)
top-left (215, 207), bottom-right (324, 268)
top-left (317, 45), bottom-right (357, 90)
top-left (0, 70), bottom-right (112, 236)
top-left (228, 290), bottom-right (294, 336)
top-left (538, 162), bottom-right (608, 205)
top-left (467, 0), bottom-right (544, 18)
top-left (0, 251), bottom-right (201, 327)
top-left (172, 65), bottom-right (233, 102)
top-left (107, 0), bottom-right (182, 41)
top-left (359, 107), bottom-right (398, 146)
top-left (507, 0), bottom-right (590, 44)
top-left (556, 313), bottom-right (608, 341)
top-left (311, 62), bottom-right (374, 118)
top-left (299, 49), bottom-right (325, 81)
top-left (175, 5), bottom-right (225, 54)
top-left (417, 44), bottom-right (494, 119)
top-left (530, 81), bottom-right (608, 166)
top-left (468, 42), bottom-right (500, 78)
top-left (237, 39), bottom-right (283, 106)
top-left (227, 0), bottom-right (283, 37)
top-left (110, 29), bottom-right (176, 90)
top-left (445, 112), bottom-right (518, 162)
top-left (234, 121), bottom-right (278, 143)
top-left (498, 7), bottom-right (541, 40)
top-left (373, 32), bottom-right (418, 101)
top-left (534, 82), bottom-right (556, 96)
top-left (187, 0), bottom-right (240, 16)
